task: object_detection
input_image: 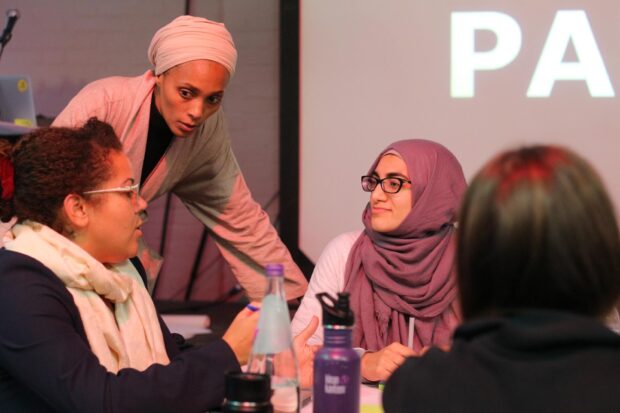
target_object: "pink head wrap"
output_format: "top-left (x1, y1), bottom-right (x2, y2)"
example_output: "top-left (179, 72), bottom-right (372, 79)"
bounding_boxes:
top-left (148, 15), bottom-right (237, 76)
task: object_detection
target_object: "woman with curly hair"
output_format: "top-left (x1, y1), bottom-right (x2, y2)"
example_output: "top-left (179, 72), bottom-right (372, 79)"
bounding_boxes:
top-left (0, 119), bottom-right (258, 412)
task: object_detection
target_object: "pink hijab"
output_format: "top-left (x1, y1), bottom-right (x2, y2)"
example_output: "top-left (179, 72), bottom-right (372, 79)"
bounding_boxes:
top-left (344, 139), bottom-right (466, 351)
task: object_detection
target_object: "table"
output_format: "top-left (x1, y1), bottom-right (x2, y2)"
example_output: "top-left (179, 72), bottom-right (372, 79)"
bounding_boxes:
top-left (301, 384), bottom-right (384, 413)
top-left (156, 300), bottom-right (301, 345)
top-left (157, 301), bottom-right (384, 413)
top-left (156, 300), bottom-right (248, 345)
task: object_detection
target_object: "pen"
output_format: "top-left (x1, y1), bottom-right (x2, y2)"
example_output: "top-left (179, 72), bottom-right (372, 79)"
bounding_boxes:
top-left (407, 317), bottom-right (415, 349)
top-left (246, 303), bottom-right (260, 312)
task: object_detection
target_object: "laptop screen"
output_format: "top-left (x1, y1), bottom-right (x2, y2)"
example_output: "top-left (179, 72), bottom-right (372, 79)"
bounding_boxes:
top-left (0, 75), bottom-right (37, 127)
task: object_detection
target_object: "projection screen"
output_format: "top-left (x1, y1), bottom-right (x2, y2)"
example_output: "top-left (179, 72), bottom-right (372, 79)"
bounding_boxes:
top-left (298, 0), bottom-right (620, 262)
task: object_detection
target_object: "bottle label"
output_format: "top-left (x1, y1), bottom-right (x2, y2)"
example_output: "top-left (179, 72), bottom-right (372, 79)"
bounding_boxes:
top-left (252, 295), bottom-right (293, 354)
top-left (324, 374), bottom-right (350, 395)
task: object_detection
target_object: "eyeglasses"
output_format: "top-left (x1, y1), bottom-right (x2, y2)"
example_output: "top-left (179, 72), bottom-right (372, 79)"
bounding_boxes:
top-left (361, 175), bottom-right (411, 194)
top-left (83, 183), bottom-right (140, 202)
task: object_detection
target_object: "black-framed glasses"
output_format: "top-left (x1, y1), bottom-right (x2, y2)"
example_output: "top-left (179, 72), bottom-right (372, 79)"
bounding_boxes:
top-left (361, 175), bottom-right (411, 194)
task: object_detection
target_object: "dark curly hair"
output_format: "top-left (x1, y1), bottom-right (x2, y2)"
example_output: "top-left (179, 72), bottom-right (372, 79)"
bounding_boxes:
top-left (0, 118), bottom-right (123, 233)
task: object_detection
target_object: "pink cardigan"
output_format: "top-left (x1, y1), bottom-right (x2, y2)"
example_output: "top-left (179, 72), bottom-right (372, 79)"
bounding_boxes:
top-left (53, 70), bottom-right (307, 301)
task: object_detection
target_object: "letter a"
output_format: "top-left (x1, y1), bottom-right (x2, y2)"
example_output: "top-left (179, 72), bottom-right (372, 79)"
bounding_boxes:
top-left (527, 10), bottom-right (614, 97)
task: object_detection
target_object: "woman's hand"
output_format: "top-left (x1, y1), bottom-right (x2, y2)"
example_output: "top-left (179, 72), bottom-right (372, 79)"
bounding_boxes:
top-left (419, 343), bottom-right (451, 356)
top-left (293, 316), bottom-right (320, 388)
top-left (361, 342), bottom-right (415, 382)
top-left (222, 302), bottom-right (261, 365)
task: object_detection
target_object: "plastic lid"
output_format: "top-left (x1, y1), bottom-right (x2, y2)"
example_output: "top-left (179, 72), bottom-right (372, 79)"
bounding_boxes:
top-left (265, 263), bottom-right (284, 277)
top-left (317, 292), bottom-right (354, 327)
top-left (225, 372), bottom-right (272, 403)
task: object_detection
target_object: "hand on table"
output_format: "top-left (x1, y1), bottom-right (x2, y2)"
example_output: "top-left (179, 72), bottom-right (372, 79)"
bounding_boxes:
top-left (293, 315), bottom-right (320, 388)
top-left (222, 302), bottom-right (261, 365)
top-left (361, 342), bottom-right (415, 382)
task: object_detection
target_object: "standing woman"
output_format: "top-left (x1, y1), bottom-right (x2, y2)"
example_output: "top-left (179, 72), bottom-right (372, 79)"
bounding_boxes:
top-left (291, 139), bottom-right (467, 382)
top-left (0, 119), bottom-right (258, 412)
top-left (52, 15), bottom-right (307, 301)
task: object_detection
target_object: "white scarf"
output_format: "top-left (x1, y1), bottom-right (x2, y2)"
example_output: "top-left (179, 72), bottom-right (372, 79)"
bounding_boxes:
top-left (4, 221), bottom-right (170, 372)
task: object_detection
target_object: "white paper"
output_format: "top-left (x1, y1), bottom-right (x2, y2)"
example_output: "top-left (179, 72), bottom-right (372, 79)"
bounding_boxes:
top-left (161, 314), bottom-right (211, 339)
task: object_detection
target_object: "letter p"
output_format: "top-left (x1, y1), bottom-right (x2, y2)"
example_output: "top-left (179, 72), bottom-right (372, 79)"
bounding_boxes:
top-left (451, 12), bottom-right (522, 98)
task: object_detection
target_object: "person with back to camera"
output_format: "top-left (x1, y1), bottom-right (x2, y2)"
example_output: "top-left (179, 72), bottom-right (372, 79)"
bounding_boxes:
top-left (0, 119), bottom-right (262, 412)
top-left (50, 15), bottom-right (308, 302)
top-left (291, 139), bottom-right (467, 382)
top-left (383, 145), bottom-right (620, 412)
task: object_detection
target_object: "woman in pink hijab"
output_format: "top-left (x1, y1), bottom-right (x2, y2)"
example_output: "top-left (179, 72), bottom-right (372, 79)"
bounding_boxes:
top-left (52, 15), bottom-right (308, 302)
top-left (291, 139), bottom-right (466, 382)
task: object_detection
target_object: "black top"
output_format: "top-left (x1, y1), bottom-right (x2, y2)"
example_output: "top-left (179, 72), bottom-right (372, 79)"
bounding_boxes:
top-left (384, 310), bottom-right (620, 413)
top-left (140, 93), bottom-right (174, 185)
top-left (0, 249), bottom-right (240, 413)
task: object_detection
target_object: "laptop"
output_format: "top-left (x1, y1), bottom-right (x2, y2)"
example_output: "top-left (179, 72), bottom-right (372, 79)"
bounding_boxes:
top-left (0, 75), bottom-right (37, 129)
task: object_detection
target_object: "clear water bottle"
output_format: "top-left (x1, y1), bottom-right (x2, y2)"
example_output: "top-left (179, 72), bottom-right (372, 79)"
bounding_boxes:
top-left (247, 264), bottom-right (300, 413)
top-left (313, 292), bottom-right (360, 413)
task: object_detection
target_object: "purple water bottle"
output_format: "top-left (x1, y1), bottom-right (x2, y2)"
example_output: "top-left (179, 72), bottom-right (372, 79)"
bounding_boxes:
top-left (313, 292), bottom-right (360, 413)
